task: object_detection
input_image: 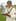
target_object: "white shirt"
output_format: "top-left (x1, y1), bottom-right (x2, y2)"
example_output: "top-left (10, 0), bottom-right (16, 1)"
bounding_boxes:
top-left (2, 6), bottom-right (16, 17)
top-left (4, 7), bottom-right (12, 14)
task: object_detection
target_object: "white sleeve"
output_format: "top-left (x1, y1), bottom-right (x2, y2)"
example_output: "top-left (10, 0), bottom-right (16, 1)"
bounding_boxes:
top-left (10, 10), bottom-right (13, 15)
top-left (10, 8), bottom-right (15, 15)
top-left (10, 8), bottom-right (15, 17)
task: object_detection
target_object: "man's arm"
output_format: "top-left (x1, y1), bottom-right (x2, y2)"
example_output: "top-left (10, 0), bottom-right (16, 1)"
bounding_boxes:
top-left (2, 13), bottom-right (11, 17)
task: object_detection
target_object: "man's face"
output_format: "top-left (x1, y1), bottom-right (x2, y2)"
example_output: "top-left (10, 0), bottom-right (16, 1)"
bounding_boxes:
top-left (7, 3), bottom-right (11, 6)
top-left (7, 2), bottom-right (12, 6)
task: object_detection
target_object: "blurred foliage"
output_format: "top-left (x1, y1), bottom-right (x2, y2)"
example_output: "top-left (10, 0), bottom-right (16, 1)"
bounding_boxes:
top-left (0, 7), bottom-right (6, 21)
top-left (0, 8), bottom-right (2, 14)
top-left (14, 5), bottom-right (16, 9)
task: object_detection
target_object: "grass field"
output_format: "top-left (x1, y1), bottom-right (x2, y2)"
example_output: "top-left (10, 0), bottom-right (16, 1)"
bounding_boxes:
top-left (0, 8), bottom-right (6, 21)
top-left (0, 12), bottom-right (6, 21)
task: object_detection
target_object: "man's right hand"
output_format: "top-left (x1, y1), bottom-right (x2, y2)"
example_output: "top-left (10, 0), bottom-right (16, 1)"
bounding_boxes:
top-left (2, 13), bottom-right (11, 17)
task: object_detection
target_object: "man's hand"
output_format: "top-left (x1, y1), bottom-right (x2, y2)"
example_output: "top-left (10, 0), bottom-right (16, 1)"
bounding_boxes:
top-left (2, 13), bottom-right (11, 17)
top-left (8, 14), bottom-right (11, 17)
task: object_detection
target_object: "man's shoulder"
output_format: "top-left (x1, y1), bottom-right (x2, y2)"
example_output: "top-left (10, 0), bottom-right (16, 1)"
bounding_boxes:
top-left (12, 8), bottom-right (15, 11)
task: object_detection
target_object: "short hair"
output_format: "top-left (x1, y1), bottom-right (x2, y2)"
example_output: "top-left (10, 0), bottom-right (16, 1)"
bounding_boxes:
top-left (7, 1), bottom-right (12, 4)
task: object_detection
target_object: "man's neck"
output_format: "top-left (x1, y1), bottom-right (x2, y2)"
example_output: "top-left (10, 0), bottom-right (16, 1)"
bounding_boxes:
top-left (8, 6), bottom-right (12, 8)
top-left (6, 5), bottom-right (12, 8)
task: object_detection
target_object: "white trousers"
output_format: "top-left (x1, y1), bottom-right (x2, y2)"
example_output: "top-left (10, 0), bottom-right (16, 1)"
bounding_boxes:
top-left (6, 16), bottom-right (13, 21)
top-left (6, 16), bottom-right (16, 21)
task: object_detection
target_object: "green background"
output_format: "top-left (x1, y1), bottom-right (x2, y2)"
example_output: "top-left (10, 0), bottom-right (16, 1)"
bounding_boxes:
top-left (0, 12), bottom-right (6, 21)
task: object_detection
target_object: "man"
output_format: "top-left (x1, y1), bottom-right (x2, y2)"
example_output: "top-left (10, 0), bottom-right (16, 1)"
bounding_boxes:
top-left (2, 1), bottom-right (16, 21)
